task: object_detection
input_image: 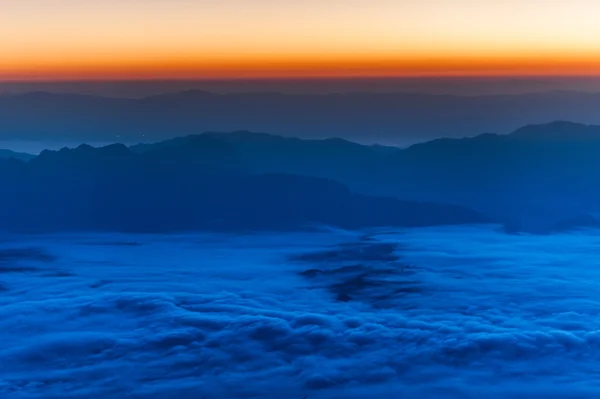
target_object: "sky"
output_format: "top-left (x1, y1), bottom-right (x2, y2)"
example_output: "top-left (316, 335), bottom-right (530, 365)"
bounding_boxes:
top-left (1, 0), bottom-right (600, 80)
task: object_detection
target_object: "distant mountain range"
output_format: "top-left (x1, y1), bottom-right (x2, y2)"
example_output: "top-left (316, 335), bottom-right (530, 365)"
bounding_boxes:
top-left (3, 90), bottom-right (600, 145)
top-left (4, 77), bottom-right (600, 97)
top-left (4, 120), bottom-right (600, 233)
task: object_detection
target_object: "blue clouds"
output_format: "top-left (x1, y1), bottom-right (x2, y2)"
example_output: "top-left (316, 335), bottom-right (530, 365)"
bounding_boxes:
top-left (3, 227), bottom-right (600, 398)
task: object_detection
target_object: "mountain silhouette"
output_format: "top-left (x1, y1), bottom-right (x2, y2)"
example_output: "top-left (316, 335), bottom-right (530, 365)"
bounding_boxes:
top-left (0, 143), bottom-right (482, 233)
top-left (123, 122), bottom-right (600, 232)
top-left (131, 131), bottom-right (392, 185)
top-left (549, 214), bottom-right (600, 233)
top-left (3, 120), bottom-right (599, 233)
top-left (375, 121), bottom-right (600, 232)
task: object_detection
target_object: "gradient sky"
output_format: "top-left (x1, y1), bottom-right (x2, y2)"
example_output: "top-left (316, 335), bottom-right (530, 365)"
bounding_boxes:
top-left (1, 0), bottom-right (600, 80)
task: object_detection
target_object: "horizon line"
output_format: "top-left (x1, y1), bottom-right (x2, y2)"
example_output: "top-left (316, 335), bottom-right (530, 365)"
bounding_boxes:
top-left (3, 74), bottom-right (600, 84)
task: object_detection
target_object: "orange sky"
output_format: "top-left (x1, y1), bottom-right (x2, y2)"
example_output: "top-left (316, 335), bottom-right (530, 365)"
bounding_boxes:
top-left (2, 0), bottom-right (600, 80)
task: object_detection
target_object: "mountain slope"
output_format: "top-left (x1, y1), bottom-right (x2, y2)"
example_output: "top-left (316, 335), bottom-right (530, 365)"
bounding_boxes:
top-left (0, 144), bottom-right (482, 232)
top-left (125, 122), bottom-right (600, 232)
top-left (0, 149), bottom-right (35, 161)
top-left (131, 131), bottom-right (392, 185)
top-left (4, 121), bottom-right (598, 233)
top-left (379, 121), bottom-right (600, 231)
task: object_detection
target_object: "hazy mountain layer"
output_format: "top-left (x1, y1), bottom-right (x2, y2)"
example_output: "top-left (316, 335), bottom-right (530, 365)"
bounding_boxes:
top-left (3, 90), bottom-right (600, 146)
top-left (0, 149), bottom-right (34, 162)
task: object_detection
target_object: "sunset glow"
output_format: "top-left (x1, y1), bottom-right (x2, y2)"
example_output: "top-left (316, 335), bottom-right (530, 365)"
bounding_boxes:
top-left (2, 0), bottom-right (600, 80)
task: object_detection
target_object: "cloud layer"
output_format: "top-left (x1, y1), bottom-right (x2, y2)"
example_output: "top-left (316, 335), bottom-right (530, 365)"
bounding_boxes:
top-left (2, 226), bottom-right (600, 398)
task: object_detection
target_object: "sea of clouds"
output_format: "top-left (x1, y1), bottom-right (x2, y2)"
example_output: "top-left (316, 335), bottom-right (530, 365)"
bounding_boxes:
top-left (3, 225), bottom-right (600, 398)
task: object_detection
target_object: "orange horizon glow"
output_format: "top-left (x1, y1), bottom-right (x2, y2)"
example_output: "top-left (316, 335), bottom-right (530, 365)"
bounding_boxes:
top-left (4, 58), bottom-right (600, 82)
top-left (2, 0), bottom-right (600, 81)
